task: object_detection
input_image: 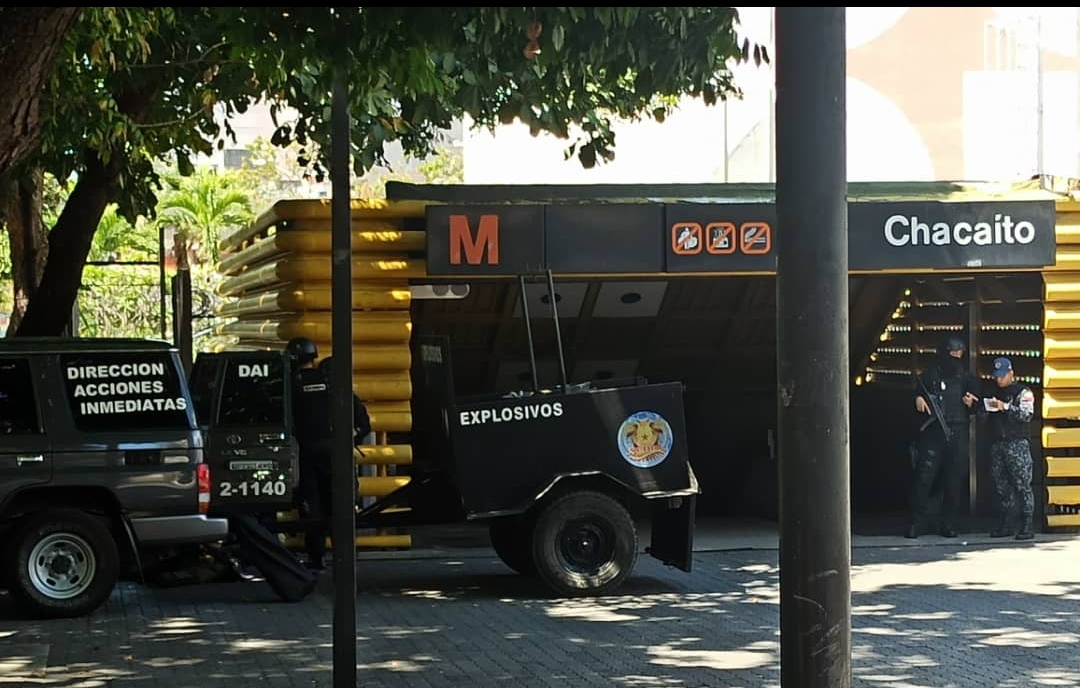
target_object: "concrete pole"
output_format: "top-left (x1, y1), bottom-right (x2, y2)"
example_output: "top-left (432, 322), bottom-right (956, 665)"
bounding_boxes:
top-left (774, 7), bottom-right (852, 687)
top-left (330, 73), bottom-right (358, 688)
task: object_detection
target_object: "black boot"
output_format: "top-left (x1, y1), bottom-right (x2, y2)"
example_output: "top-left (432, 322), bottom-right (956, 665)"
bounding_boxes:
top-left (904, 524), bottom-right (918, 539)
top-left (1015, 517), bottom-right (1034, 541)
top-left (989, 517), bottom-right (1015, 538)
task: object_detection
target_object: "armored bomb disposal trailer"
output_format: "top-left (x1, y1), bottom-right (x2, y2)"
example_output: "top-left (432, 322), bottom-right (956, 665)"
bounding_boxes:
top-left (194, 273), bottom-right (699, 596)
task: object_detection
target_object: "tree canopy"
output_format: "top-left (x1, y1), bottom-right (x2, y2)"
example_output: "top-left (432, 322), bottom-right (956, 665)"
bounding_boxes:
top-left (0, 6), bottom-right (764, 336)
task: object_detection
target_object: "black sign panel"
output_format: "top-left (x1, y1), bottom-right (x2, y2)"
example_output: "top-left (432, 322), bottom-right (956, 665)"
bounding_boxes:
top-left (665, 203), bottom-right (777, 273)
top-left (546, 204), bottom-right (665, 273)
top-left (425, 199), bottom-right (1057, 276)
top-left (848, 200), bottom-right (1057, 270)
top-left (426, 205), bottom-right (545, 276)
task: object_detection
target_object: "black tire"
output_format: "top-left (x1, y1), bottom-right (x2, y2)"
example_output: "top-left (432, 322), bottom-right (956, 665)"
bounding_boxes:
top-left (6, 509), bottom-right (120, 619)
top-left (531, 491), bottom-right (638, 596)
top-left (489, 515), bottom-right (536, 575)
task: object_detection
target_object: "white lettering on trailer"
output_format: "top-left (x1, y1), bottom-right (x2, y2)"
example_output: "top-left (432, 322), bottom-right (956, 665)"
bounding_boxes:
top-left (458, 401), bottom-right (565, 426)
top-left (883, 214), bottom-right (1036, 247)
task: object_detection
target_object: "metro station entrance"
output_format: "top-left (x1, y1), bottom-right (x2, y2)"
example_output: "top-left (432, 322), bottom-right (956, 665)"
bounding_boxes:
top-left (212, 178), bottom-right (1080, 538)
top-left (400, 180), bottom-right (1059, 531)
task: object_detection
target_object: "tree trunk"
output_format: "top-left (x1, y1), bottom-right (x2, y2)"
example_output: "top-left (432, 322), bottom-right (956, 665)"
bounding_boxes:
top-left (14, 154), bottom-right (119, 336)
top-left (0, 8), bottom-right (81, 179)
top-left (3, 170), bottom-right (49, 334)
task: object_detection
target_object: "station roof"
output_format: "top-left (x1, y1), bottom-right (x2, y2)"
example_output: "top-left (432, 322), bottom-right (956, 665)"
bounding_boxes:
top-left (385, 178), bottom-right (1067, 205)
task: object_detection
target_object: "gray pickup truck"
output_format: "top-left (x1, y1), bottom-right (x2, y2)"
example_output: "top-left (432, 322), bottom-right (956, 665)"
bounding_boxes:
top-left (0, 338), bottom-right (230, 618)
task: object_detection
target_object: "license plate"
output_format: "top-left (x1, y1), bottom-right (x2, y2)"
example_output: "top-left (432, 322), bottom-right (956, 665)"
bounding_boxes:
top-left (228, 460), bottom-right (276, 471)
top-left (217, 479), bottom-right (289, 499)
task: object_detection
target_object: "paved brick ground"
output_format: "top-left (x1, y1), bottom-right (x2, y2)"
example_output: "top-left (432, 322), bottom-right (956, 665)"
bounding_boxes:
top-left (2, 535), bottom-right (1079, 688)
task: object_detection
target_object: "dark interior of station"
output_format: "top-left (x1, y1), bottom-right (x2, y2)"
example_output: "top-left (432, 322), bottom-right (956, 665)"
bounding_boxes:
top-left (410, 271), bottom-right (1045, 531)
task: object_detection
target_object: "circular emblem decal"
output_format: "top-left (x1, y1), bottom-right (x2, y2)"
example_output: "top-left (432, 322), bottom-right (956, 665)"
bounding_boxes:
top-left (617, 411), bottom-right (673, 468)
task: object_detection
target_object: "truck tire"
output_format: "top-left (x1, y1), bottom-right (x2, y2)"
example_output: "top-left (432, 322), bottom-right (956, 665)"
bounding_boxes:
top-left (6, 509), bottom-right (120, 619)
top-left (531, 490), bottom-right (638, 596)
top-left (489, 515), bottom-right (536, 575)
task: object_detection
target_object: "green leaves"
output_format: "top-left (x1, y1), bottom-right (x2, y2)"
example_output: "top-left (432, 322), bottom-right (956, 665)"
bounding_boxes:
top-left (15, 6), bottom-right (759, 225)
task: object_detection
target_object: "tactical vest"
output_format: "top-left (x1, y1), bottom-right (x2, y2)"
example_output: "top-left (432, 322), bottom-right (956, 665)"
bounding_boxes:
top-left (988, 382), bottom-right (1032, 441)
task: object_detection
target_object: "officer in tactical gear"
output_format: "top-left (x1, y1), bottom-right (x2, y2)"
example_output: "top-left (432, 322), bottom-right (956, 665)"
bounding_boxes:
top-left (318, 356), bottom-right (372, 445)
top-left (906, 335), bottom-right (980, 539)
top-left (285, 336), bottom-right (334, 570)
top-left (984, 357), bottom-right (1036, 541)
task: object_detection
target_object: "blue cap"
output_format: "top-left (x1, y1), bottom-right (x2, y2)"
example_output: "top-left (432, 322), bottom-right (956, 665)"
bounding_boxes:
top-left (992, 357), bottom-right (1013, 379)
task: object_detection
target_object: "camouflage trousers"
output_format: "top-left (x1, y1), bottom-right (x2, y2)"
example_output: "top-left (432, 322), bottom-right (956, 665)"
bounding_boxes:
top-left (990, 438), bottom-right (1034, 528)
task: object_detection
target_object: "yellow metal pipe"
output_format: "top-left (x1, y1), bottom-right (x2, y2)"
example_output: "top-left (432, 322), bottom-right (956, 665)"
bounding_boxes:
top-left (1044, 333), bottom-right (1080, 357)
top-left (218, 198), bottom-right (426, 254)
top-left (355, 444), bottom-right (413, 465)
top-left (217, 254), bottom-right (427, 296)
top-left (1046, 514), bottom-right (1080, 527)
top-left (369, 412), bottom-right (413, 432)
top-left (282, 534), bottom-right (414, 550)
top-left (276, 228), bottom-right (427, 253)
top-left (358, 476), bottom-right (411, 498)
top-left (1041, 364), bottom-right (1080, 389)
top-left (1047, 485), bottom-right (1080, 504)
top-left (351, 375), bottom-right (412, 402)
top-left (1042, 390), bottom-right (1080, 418)
top-left (1043, 274), bottom-right (1080, 301)
top-left (1055, 213), bottom-right (1080, 244)
top-left (361, 400), bottom-right (412, 414)
top-left (217, 229), bottom-right (427, 276)
top-left (215, 285), bottom-right (412, 316)
top-left (225, 339), bottom-right (413, 370)
top-left (218, 311), bottom-right (413, 344)
top-left (1043, 304), bottom-right (1080, 331)
top-left (1046, 456), bottom-right (1080, 478)
top-left (1042, 425), bottom-right (1080, 449)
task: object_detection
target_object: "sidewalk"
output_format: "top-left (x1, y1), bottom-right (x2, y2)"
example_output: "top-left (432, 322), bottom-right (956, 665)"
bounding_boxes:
top-left (3, 519), bottom-right (1077, 688)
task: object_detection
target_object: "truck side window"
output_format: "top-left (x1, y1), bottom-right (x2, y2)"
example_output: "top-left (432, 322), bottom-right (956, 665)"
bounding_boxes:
top-left (218, 358), bottom-right (286, 426)
top-left (0, 357), bottom-right (41, 435)
top-left (189, 357), bottom-right (219, 425)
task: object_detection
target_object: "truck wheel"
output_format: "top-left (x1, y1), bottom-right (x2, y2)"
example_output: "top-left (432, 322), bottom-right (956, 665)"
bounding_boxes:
top-left (531, 491), bottom-right (638, 596)
top-left (489, 516), bottom-right (536, 575)
top-left (6, 509), bottom-right (120, 619)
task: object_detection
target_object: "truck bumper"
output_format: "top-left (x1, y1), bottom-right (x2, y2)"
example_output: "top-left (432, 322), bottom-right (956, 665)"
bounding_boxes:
top-left (130, 514), bottom-right (229, 546)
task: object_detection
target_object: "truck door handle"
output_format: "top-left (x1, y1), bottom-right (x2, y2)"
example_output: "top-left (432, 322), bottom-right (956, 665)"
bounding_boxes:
top-left (259, 433), bottom-right (287, 444)
top-left (16, 455), bottom-right (44, 465)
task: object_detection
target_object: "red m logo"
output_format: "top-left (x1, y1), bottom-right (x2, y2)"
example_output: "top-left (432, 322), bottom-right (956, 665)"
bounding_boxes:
top-left (449, 215), bottom-right (500, 265)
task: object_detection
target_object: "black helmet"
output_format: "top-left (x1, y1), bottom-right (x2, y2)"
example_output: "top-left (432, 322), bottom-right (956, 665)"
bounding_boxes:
top-left (942, 335), bottom-right (965, 354)
top-left (285, 337), bottom-right (318, 365)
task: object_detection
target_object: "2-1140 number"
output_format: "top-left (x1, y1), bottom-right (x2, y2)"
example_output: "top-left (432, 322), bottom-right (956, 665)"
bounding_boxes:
top-left (218, 480), bottom-right (288, 498)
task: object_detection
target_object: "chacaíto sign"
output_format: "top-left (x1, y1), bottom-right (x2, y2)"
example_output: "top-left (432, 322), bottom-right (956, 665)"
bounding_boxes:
top-left (425, 199), bottom-right (1057, 276)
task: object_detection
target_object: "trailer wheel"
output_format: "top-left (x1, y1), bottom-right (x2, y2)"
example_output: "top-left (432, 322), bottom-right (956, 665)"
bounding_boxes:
top-left (489, 516), bottom-right (536, 575)
top-left (531, 491), bottom-right (638, 596)
top-left (6, 509), bottom-right (119, 619)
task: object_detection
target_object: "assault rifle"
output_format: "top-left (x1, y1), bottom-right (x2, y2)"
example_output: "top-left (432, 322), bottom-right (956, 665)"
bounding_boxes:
top-left (916, 373), bottom-right (954, 443)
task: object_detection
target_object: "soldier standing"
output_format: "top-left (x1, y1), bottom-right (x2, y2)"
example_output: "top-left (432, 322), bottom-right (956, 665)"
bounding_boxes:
top-left (984, 357), bottom-right (1036, 541)
top-left (906, 335), bottom-right (980, 539)
top-left (285, 336), bottom-right (334, 570)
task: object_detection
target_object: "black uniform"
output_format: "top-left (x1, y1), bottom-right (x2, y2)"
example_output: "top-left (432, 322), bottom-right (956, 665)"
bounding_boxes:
top-left (908, 352), bottom-right (979, 536)
top-left (292, 366), bottom-right (334, 568)
top-left (985, 381), bottom-right (1036, 537)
